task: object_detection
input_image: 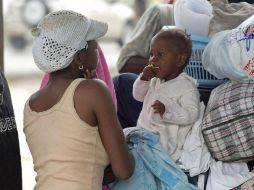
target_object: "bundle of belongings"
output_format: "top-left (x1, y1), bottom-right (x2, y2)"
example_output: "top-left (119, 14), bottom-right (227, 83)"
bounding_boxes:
top-left (202, 81), bottom-right (254, 162)
top-left (197, 10), bottom-right (254, 190)
top-left (201, 81), bottom-right (254, 190)
top-left (174, 0), bottom-right (254, 38)
top-left (109, 127), bottom-right (198, 190)
top-left (174, 0), bottom-right (254, 189)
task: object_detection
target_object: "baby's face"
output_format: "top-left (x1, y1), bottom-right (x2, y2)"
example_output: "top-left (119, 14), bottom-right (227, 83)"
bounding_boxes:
top-left (149, 37), bottom-right (180, 81)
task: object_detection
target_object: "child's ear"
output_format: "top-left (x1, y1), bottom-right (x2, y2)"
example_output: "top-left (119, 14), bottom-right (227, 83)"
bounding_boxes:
top-left (177, 54), bottom-right (187, 67)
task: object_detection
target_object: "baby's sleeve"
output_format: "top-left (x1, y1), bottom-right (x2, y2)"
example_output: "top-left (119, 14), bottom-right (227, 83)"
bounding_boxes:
top-left (132, 76), bottom-right (150, 102)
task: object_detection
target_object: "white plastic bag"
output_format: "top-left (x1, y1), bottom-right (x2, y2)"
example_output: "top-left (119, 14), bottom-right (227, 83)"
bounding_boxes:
top-left (174, 0), bottom-right (213, 36)
top-left (202, 15), bottom-right (254, 82)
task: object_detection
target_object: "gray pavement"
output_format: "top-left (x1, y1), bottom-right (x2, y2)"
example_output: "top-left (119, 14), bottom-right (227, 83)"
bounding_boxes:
top-left (5, 41), bottom-right (120, 190)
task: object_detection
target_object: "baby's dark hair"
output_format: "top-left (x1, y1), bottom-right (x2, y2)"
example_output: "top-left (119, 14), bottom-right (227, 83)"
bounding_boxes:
top-left (156, 28), bottom-right (192, 67)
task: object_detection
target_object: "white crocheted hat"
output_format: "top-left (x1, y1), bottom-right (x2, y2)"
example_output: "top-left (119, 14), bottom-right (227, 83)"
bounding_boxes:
top-left (31, 10), bottom-right (108, 73)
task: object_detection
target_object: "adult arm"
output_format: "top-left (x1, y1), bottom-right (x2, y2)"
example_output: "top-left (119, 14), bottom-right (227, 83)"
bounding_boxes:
top-left (117, 4), bottom-right (174, 73)
top-left (75, 80), bottom-right (134, 179)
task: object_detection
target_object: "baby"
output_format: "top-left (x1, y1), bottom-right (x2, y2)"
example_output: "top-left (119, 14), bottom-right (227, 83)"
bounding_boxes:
top-left (133, 28), bottom-right (201, 161)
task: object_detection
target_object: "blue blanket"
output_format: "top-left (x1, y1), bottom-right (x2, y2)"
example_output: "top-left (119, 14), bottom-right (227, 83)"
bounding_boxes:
top-left (110, 127), bottom-right (197, 190)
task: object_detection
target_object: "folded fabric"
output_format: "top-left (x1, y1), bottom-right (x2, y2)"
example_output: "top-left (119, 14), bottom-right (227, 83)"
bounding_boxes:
top-left (206, 160), bottom-right (254, 190)
top-left (180, 103), bottom-right (212, 177)
top-left (208, 1), bottom-right (254, 37)
top-left (110, 127), bottom-right (197, 190)
top-left (202, 15), bottom-right (254, 82)
top-left (174, 0), bottom-right (213, 36)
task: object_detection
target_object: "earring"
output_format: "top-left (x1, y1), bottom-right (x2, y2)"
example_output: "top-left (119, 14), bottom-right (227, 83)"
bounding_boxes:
top-left (78, 65), bottom-right (84, 70)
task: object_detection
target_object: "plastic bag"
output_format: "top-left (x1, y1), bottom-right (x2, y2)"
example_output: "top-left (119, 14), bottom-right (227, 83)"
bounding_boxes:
top-left (174, 0), bottom-right (213, 36)
top-left (202, 15), bottom-right (254, 82)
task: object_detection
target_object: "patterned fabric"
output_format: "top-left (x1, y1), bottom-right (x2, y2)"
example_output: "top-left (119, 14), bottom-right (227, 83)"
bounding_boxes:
top-left (232, 177), bottom-right (254, 190)
top-left (202, 81), bottom-right (254, 162)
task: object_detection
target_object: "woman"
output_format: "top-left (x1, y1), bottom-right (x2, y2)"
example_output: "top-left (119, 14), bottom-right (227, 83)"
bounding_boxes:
top-left (23, 10), bottom-right (133, 190)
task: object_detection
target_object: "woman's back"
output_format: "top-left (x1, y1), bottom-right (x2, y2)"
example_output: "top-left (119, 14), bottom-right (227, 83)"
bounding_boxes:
top-left (24, 10), bottom-right (133, 189)
top-left (24, 79), bottom-right (109, 190)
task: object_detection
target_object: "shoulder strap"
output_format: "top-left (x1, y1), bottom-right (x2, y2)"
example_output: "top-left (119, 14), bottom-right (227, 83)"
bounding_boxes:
top-left (57, 78), bottom-right (85, 111)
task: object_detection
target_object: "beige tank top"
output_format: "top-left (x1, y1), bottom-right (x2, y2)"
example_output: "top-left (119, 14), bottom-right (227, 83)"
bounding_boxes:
top-left (23, 79), bottom-right (109, 190)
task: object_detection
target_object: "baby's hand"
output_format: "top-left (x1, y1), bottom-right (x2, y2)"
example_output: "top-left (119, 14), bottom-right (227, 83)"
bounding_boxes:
top-left (84, 69), bottom-right (96, 79)
top-left (140, 65), bottom-right (155, 81)
top-left (151, 100), bottom-right (165, 118)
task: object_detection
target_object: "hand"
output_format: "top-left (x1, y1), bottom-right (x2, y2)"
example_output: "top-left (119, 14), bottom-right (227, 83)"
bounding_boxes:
top-left (151, 100), bottom-right (165, 118)
top-left (84, 69), bottom-right (96, 79)
top-left (103, 165), bottom-right (116, 185)
top-left (140, 65), bottom-right (156, 81)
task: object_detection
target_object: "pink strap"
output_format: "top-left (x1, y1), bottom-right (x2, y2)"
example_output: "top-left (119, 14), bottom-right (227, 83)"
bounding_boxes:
top-left (96, 46), bottom-right (117, 107)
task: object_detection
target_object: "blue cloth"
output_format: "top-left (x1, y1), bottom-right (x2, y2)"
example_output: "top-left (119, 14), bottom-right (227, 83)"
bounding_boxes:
top-left (113, 73), bottom-right (143, 128)
top-left (110, 127), bottom-right (198, 190)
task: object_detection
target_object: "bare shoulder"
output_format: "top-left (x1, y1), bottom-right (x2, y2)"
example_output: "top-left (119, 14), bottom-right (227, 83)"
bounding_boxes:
top-left (75, 79), bottom-right (112, 105)
top-left (73, 79), bottom-right (114, 126)
top-left (76, 79), bottom-right (109, 95)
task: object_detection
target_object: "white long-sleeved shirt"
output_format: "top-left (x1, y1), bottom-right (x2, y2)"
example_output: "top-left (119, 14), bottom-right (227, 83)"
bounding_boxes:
top-left (133, 73), bottom-right (201, 161)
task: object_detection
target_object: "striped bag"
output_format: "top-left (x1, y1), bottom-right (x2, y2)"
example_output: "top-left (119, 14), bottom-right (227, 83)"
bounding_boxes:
top-left (201, 81), bottom-right (254, 162)
top-left (232, 177), bottom-right (254, 190)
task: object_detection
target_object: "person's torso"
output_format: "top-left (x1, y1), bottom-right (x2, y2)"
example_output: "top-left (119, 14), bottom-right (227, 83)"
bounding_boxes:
top-left (137, 73), bottom-right (198, 160)
top-left (23, 79), bottom-right (109, 190)
top-left (137, 73), bottom-right (196, 128)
